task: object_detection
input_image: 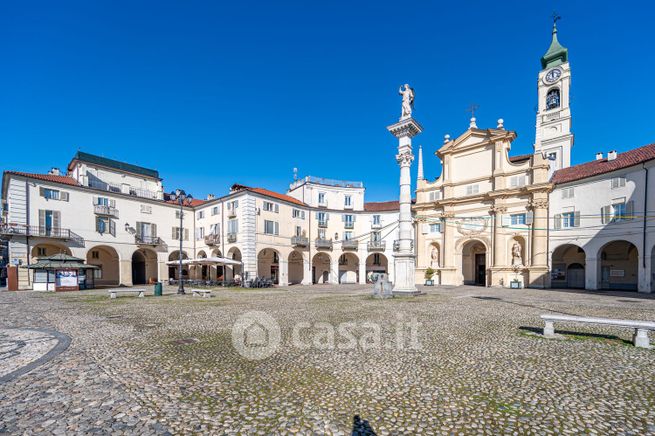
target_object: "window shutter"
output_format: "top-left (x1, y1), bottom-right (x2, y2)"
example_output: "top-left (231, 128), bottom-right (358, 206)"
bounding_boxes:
top-left (93, 196), bottom-right (99, 205)
top-left (526, 211), bottom-right (534, 225)
top-left (626, 201), bottom-right (634, 220)
top-left (275, 204), bottom-right (279, 213)
top-left (554, 214), bottom-right (561, 230)
top-left (316, 211), bottom-right (320, 219)
top-left (151, 223), bottom-right (157, 237)
top-left (109, 220), bottom-right (116, 236)
top-left (172, 227), bottom-right (177, 239)
top-left (61, 192), bottom-right (69, 202)
top-left (274, 222), bottom-right (279, 235)
top-left (342, 214), bottom-right (346, 222)
top-left (601, 206), bottom-right (610, 224)
top-left (573, 211), bottom-right (581, 227)
top-left (96, 217), bottom-right (102, 233)
top-left (325, 213), bottom-right (329, 221)
top-left (184, 229), bottom-right (189, 241)
top-left (352, 215), bottom-right (356, 222)
top-left (39, 210), bottom-right (45, 230)
top-left (501, 215), bottom-right (510, 227)
top-left (136, 222), bottom-right (143, 238)
top-left (421, 223), bottom-right (428, 234)
top-left (620, 177), bottom-right (626, 188)
top-left (53, 211), bottom-right (60, 229)
top-left (39, 187), bottom-right (45, 197)
top-left (109, 199), bottom-right (116, 207)
top-left (301, 211), bottom-right (305, 219)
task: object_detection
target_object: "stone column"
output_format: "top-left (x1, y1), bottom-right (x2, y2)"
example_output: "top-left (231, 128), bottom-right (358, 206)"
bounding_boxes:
top-left (387, 117), bottom-right (422, 295)
top-left (279, 258), bottom-right (289, 286)
top-left (301, 253), bottom-right (312, 285)
top-left (330, 256), bottom-right (340, 284)
top-left (358, 254), bottom-right (367, 284)
top-left (527, 199), bottom-right (549, 288)
top-left (585, 257), bottom-right (599, 290)
top-left (119, 260), bottom-right (133, 287)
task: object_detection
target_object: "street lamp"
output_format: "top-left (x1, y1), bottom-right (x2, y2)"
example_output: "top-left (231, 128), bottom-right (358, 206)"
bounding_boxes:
top-left (170, 189), bottom-right (193, 295)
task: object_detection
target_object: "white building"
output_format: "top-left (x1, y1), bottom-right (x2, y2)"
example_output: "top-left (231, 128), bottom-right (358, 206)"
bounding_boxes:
top-left (549, 145), bottom-right (655, 293)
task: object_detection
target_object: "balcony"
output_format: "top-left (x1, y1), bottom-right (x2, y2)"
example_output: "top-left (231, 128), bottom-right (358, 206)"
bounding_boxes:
top-left (227, 233), bottom-right (237, 243)
top-left (367, 240), bottom-right (386, 251)
top-left (291, 235), bottom-right (309, 247)
top-left (371, 221), bottom-right (382, 229)
top-left (94, 204), bottom-right (119, 218)
top-left (315, 238), bottom-right (333, 250)
top-left (0, 223), bottom-right (84, 246)
top-left (204, 233), bottom-right (220, 246)
top-left (344, 222), bottom-right (354, 229)
top-left (135, 235), bottom-right (163, 246)
top-left (342, 239), bottom-right (358, 250)
top-left (318, 220), bottom-right (328, 228)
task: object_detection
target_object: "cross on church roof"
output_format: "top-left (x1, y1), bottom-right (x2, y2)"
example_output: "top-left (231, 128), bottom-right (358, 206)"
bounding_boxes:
top-left (467, 104), bottom-right (479, 118)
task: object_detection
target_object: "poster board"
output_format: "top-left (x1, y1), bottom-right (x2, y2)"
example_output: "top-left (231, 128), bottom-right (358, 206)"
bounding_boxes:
top-left (56, 269), bottom-right (79, 291)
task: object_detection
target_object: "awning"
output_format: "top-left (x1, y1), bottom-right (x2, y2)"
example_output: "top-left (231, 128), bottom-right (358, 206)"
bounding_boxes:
top-left (166, 256), bottom-right (241, 266)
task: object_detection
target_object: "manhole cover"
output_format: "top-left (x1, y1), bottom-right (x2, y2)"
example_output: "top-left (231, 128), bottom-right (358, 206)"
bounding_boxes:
top-left (171, 338), bottom-right (199, 345)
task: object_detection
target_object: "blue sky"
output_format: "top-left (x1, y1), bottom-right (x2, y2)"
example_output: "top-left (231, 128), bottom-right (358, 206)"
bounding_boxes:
top-left (2, 1), bottom-right (654, 201)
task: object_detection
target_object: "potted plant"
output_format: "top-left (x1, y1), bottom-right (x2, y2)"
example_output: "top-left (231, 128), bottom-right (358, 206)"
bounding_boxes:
top-left (424, 267), bottom-right (435, 286)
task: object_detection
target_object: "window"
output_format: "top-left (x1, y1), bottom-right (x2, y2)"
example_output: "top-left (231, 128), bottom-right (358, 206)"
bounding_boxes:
top-left (317, 211), bottom-right (328, 226)
top-left (611, 177), bottom-right (626, 189)
top-left (344, 195), bottom-right (352, 207)
top-left (94, 267), bottom-right (103, 280)
top-left (343, 231), bottom-right (353, 240)
top-left (429, 223), bottom-right (442, 233)
top-left (343, 214), bottom-right (354, 228)
top-left (561, 187), bottom-right (574, 199)
top-left (95, 196), bottom-right (109, 206)
top-left (371, 231), bottom-right (381, 242)
top-left (91, 250), bottom-right (100, 259)
top-left (373, 253), bottom-right (381, 265)
top-left (140, 204), bottom-right (152, 214)
top-left (136, 222), bottom-right (157, 241)
top-left (295, 226), bottom-right (302, 236)
top-left (211, 206), bottom-right (219, 216)
top-left (612, 202), bottom-right (626, 222)
top-left (172, 227), bottom-right (189, 241)
top-left (292, 209), bottom-right (305, 219)
top-left (264, 220), bottom-right (279, 235)
top-left (209, 223), bottom-right (220, 235)
top-left (428, 191), bottom-right (441, 201)
top-left (39, 188), bottom-right (68, 201)
top-left (195, 227), bottom-right (205, 240)
top-left (263, 201), bottom-right (279, 213)
top-left (197, 211), bottom-right (205, 220)
top-left (175, 210), bottom-right (182, 219)
top-left (510, 176), bottom-right (526, 188)
top-left (37, 247), bottom-right (47, 256)
top-left (372, 215), bottom-right (381, 226)
top-left (466, 184), bottom-right (480, 195)
top-left (318, 228), bottom-right (326, 239)
top-left (318, 192), bottom-right (326, 205)
top-left (562, 212), bottom-right (576, 228)
top-left (546, 88), bottom-right (560, 110)
top-left (510, 214), bottom-right (526, 226)
top-left (228, 219), bottom-right (238, 234)
top-left (228, 200), bottom-right (239, 210)
top-left (95, 216), bottom-right (116, 236)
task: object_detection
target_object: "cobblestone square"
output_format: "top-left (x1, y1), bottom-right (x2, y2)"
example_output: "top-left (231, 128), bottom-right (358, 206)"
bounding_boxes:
top-left (1, 285), bottom-right (654, 435)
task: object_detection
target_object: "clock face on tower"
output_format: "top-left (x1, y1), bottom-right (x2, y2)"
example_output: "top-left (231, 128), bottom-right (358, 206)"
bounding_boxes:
top-left (544, 68), bottom-right (562, 84)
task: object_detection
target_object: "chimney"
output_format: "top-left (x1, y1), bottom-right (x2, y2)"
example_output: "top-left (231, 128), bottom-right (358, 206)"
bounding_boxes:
top-left (206, 194), bottom-right (215, 200)
top-left (595, 152), bottom-right (603, 161)
top-left (608, 150), bottom-right (617, 161)
top-left (48, 167), bottom-right (61, 176)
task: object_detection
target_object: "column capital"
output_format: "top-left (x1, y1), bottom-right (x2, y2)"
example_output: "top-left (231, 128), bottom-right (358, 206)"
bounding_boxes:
top-left (387, 117), bottom-right (423, 139)
top-left (527, 199), bottom-right (549, 210)
top-left (396, 151), bottom-right (414, 167)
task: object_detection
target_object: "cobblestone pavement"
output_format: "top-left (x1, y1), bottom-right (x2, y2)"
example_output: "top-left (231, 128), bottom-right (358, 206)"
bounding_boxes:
top-left (1, 285), bottom-right (655, 435)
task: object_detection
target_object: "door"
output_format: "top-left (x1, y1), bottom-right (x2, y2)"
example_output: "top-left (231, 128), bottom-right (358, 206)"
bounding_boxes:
top-left (475, 253), bottom-right (486, 286)
top-left (567, 264), bottom-right (585, 289)
top-left (45, 211), bottom-right (53, 236)
top-left (271, 266), bottom-right (279, 284)
top-left (601, 266), bottom-right (610, 289)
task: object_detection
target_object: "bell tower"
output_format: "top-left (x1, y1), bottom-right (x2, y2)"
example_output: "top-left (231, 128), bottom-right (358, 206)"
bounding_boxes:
top-left (534, 17), bottom-right (573, 176)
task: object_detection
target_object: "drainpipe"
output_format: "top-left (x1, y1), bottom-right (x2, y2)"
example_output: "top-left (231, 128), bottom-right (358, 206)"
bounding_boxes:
top-left (25, 179), bottom-right (31, 287)
top-left (643, 164), bottom-right (649, 269)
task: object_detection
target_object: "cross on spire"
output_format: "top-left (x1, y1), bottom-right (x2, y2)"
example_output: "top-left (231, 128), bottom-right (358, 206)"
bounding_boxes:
top-left (552, 12), bottom-right (561, 26)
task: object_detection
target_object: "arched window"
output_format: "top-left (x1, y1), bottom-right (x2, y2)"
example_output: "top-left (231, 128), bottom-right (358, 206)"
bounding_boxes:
top-left (546, 88), bottom-right (560, 110)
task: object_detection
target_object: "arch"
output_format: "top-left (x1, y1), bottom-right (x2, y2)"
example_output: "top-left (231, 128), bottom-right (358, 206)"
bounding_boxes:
top-left (546, 88), bottom-right (560, 110)
top-left (312, 252), bottom-right (331, 284)
top-left (86, 245), bottom-right (120, 286)
top-left (551, 244), bottom-right (586, 289)
top-left (257, 248), bottom-right (280, 284)
top-left (338, 253), bottom-right (359, 284)
top-left (226, 247), bottom-right (242, 281)
top-left (197, 250), bottom-right (208, 280)
top-left (597, 240), bottom-right (639, 291)
top-left (168, 250), bottom-right (189, 281)
top-left (132, 248), bottom-right (158, 285)
top-left (461, 239), bottom-right (488, 286)
top-left (211, 248), bottom-right (224, 280)
top-left (365, 253), bottom-right (388, 283)
top-left (288, 250), bottom-right (304, 285)
top-left (31, 243), bottom-right (72, 261)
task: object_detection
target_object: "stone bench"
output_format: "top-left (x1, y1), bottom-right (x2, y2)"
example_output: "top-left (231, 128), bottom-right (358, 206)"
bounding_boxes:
top-left (108, 289), bottom-right (145, 299)
top-left (541, 314), bottom-right (655, 348)
top-left (191, 289), bottom-right (212, 298)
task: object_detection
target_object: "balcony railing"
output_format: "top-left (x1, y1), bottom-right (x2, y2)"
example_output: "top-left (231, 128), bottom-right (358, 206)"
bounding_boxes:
top-left (204, 233), bottom-right (220, 246)
top-left (227, 208), bottom-right (237, 218)
top-left (344, 222), bottom-right (354, 229)
top-left (371, 222), bottom-right (382, 229)
top-left (88, 179), bottom-right (122, 193)
top-left (291, 235), bottom-right (309, 247)
top-left (94, 204), bottom-right (119, 218)
top-left (318, 220), bottom-right (328, 228)
top-left (342, 239), bottom-right (358, 250)
top-left (315, 238), bottom-right (333, 249)
top-left (227, 233), bottom-right (237, 243)
top-left (0, 223), bottom-right (84, 246)
top-left (367, 240), bottom-right (386, 251)
top-left (128, 187), bottom-right (159, 200)
top-left (135, 235), bottom-right (163, 246)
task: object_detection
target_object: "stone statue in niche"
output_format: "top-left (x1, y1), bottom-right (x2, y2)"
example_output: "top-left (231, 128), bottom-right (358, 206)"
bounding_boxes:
top-left (511, 241), bottom-right (523, 266)
top-left (430, 246), bottom-right (439, 268)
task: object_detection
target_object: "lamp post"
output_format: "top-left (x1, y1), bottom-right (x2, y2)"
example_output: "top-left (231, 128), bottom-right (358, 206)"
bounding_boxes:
top-left (170, 189), bottom-right (193, 295)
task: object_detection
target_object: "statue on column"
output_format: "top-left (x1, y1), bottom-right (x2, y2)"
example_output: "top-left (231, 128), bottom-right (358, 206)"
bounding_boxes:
top-left (511, 241), bottom-right (523, 266)
top-left (399, 84), bottom-right (415, 119)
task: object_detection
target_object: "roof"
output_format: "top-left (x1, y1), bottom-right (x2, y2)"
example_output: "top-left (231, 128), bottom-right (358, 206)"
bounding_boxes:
top-left (4, 171), bottom-right (79, 186)
top-left (509, 154), bottom-right (531, 164)
top-left (25, 253), bottom-right (99, 270)
top-left (552, 143), bottom-right (655, 185)
top-left (364, 201), bottom-right (400, 212)
top-left (230, 184), bottom-right (306, 206)
top-left (165, 198), bottom-right (207, 207)
top-left (541, 23), bottom-right (568, 69)
top-left (68, 151), bottom-right (160, 179)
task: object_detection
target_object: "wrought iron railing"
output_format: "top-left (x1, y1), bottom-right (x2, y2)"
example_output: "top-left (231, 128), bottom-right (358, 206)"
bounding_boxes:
top-left (367, 240), bottom-right (386, 251)
top-left (344, 222), bottom-right (354, 229)
top-left (291, 236), bottom-right (309, 247)
top-left (227, 233), bottom-right (237, 243)
top-left (318, 220), bottom-right (328, 228)
top-left (135, 235), bottom-right (163, 246)
top-left (204, 233), bottom-right (220, 246)
top-left (0, 223), bottom-right (84, 246)
top-left (315, 238), bottom-right (333, 249)
top-left (342, 239), bottom-right (358, 249)
top-left (93, 204), bottom-right (119, 218)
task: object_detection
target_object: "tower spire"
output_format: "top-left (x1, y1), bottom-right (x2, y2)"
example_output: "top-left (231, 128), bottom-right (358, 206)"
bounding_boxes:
top-left (541, 14), bottom-right (568, 69)
top-left (417, 145), bottom-right (424, 181)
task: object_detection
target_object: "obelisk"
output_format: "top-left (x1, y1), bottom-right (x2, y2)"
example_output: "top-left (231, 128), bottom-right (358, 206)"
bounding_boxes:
top-left (388, 84), bottom-right (422, 295)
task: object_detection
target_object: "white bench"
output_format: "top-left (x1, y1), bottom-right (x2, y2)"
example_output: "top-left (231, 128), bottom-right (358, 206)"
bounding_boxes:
top-left (191, 289), bottom-right (212, 298)
top-left (108, 289), bottom-right (145, 299)
top-left (541, 314), bottom-right (655, 349)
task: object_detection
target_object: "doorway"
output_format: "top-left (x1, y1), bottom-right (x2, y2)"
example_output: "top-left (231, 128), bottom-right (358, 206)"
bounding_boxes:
top-left (475, 253), bottom-right (486, 286)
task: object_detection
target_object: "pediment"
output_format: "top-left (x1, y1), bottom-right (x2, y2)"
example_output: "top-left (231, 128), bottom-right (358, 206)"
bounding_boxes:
top-left (437, 128), bottom-right (516, 157)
